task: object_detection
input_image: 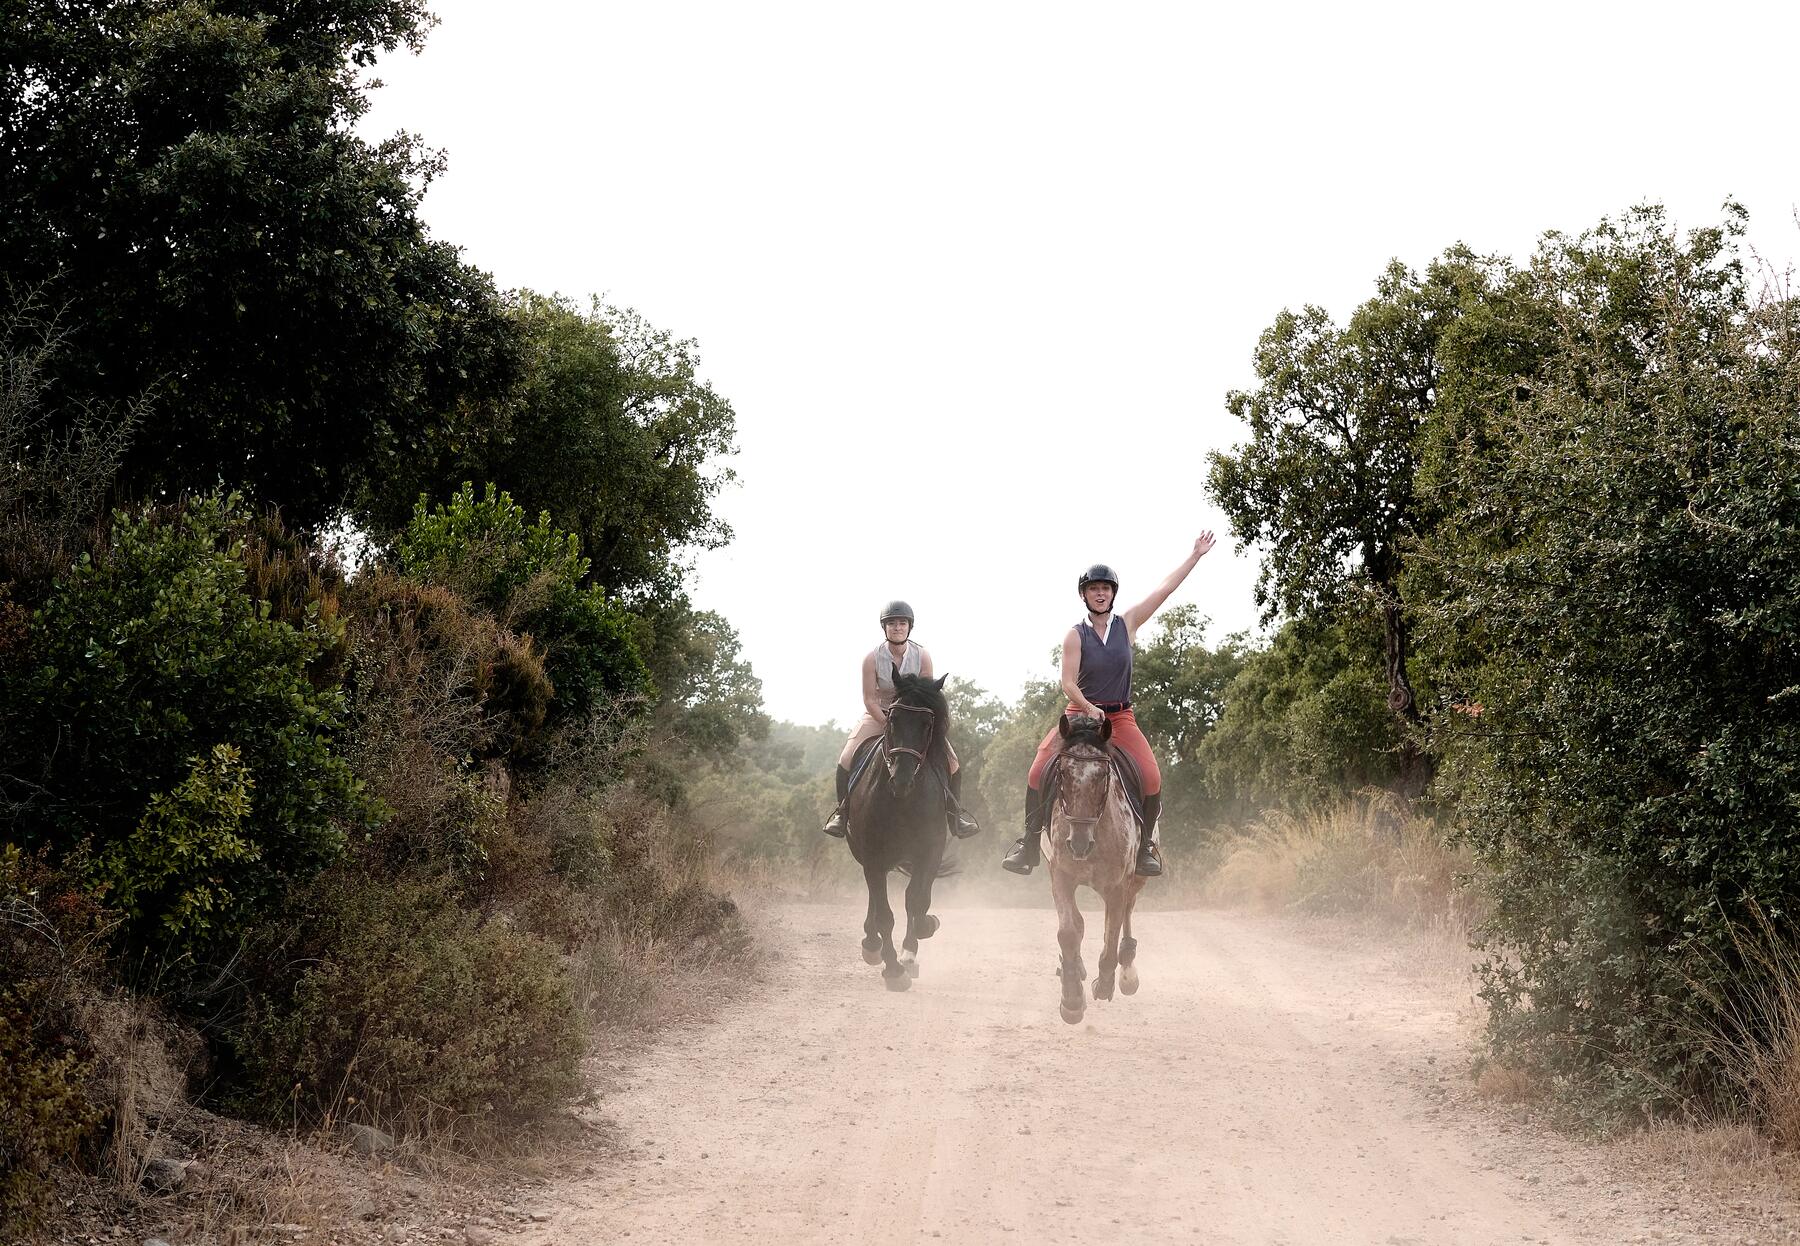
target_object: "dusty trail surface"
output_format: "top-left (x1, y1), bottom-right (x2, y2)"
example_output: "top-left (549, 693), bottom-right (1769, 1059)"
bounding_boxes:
top-left (521, 902), bottom-right (1746, 1245)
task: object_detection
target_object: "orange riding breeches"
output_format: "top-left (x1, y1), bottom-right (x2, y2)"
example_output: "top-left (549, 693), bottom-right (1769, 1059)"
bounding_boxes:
top-left (1027, 707), bottom-right (1160, 795)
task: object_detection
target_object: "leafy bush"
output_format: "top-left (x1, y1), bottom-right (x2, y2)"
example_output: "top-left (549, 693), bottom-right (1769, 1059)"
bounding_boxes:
top-left (237, 873), bottom-right (582, 1132)
top-left (1418, 205), bottom-right (1800, 1115)
top-left (399, 483), bottom-right (649, 742)
top-left (0, 496), bottom-right (365, 966)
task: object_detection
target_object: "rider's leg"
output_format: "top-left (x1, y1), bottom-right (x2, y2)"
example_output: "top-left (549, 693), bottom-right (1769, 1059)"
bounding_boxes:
top-left (1004, 722), bottom-right (1064, 873)
top-left (945, 767), bottom-right (980, 839)
top-left (1136, 791), bottom-right (1163, 877)
top-left (1001, 784), bottom-right (1046, 873)
top-left (1104, 710), bottom-right (1165, 877)
top-left (822, 764), bottom-right (851, 837)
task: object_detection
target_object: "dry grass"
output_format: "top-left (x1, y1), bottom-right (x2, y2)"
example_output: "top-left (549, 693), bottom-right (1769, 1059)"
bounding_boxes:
top-left (1191, 794), bottom-right (1483, 935)
top-left (1686, 905), bottom-right (1800, 1150)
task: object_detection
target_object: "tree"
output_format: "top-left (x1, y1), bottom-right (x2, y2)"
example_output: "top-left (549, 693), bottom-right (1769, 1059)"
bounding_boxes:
top-left (1206, 251), bottom-right (1502, 793)
top-left (0, 0), bottom-right (518, 527)
top-left (1197, 616), bottom-right (1402, 814)
top-left (1414, 205), bottom-right (1800, 1112)
top-left (637, 596), bottom-right (768, 761)
top-left (377, 294), bottom-right (738, 597)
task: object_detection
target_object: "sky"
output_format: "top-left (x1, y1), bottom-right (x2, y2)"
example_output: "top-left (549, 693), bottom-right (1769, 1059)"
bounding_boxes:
top-left (358, 0), bottom-right (1800, 727)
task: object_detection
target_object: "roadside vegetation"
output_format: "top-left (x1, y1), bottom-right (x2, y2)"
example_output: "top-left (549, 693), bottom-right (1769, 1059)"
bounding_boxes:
top-left (1, 1), bottom-right (762, 1235)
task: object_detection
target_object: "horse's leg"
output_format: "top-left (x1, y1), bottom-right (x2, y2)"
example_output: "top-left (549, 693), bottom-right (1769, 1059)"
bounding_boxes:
top-left (859, 850), bottom-right (885, 966)
top-left (1119, 875), bottom-right (1146, 995)
top-left (1094, 884), bottom-right (1125, 1002)
top-left (863, 861), bottom-right (908, 990)
top-left (1051, 867), bottom-right (1086, 1024)
top-left (899, 857), bottom-right (940, 979)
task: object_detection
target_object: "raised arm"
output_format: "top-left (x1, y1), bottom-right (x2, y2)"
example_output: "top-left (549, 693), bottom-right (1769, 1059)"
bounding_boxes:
top-left (1121, 532), bottom-right (1217, 636)
top-left (860, 651), bottom-right (887, 725)
top-left (1060, 628), bottom-right (1104, 719)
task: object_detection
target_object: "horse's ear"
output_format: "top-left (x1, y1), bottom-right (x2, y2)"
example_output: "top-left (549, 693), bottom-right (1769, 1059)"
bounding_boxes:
top-left (933, 673), bottom-right (948, 691)
top-left (1058, 716), bottom-right (1071, 740)
top-left (1102, 717), bottom-right (1113, 741)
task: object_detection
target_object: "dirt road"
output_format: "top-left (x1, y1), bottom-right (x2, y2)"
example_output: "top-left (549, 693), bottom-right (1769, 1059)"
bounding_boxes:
top-left (518, 902), bottom-right (1766, 1245)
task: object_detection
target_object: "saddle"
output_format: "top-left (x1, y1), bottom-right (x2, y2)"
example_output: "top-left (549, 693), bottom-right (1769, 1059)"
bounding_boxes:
top-left (845, 736), bottom-right (952, 805)
top-left (1042, 745), bottom-right (1148, 832)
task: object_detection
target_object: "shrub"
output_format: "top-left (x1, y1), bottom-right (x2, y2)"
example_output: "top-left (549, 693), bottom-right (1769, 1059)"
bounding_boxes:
top-left (1418, 206), bottom-right (1800, 1115)
top-left (236, 873), bottom-right (582, 1132)
top-left (0, 496), bottom-right (366, 968)
top-left (398, 483), bottom-right (650, 740)
top-left (0, 847), bottom-right (104, 1232)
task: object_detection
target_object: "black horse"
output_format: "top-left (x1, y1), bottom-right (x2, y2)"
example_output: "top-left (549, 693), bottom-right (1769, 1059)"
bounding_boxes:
top-left (844, 672), bottom-right (952, 990)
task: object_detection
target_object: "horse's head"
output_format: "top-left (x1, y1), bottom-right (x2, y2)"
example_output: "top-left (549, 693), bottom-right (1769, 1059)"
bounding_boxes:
top-left (1054, 714), bottom-right (1114, 861)
top-left (884, 672), bottom-right (950, 795)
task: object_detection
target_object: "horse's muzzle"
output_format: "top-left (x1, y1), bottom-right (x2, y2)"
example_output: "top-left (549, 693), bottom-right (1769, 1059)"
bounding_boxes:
top-left (1064, 819), bottom-right (1097, 860)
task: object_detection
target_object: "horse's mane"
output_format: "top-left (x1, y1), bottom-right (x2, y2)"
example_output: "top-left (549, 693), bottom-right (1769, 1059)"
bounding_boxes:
top-left (890, 673), bottom-right (952, 759)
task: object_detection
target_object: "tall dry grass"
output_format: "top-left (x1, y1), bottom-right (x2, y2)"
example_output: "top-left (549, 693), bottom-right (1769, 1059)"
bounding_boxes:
top-left (1687, 905), bottom-right (1800, 1148)
top-left (1193, 794), bottom-right (1482, 935)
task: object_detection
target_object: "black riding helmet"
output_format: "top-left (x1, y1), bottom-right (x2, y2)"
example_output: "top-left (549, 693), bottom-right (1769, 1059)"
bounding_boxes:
top-left (879, 600), bottom-right (915, 626)
top-left (1077, 564), bottom-right (1120, 594)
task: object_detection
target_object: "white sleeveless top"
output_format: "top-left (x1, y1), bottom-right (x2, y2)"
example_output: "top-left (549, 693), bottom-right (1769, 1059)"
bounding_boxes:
top-left (872, 639), bottom-right (923, 694)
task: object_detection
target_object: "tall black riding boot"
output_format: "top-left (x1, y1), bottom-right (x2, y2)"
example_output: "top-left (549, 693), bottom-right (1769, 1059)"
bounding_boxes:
top-left (1135, 792), bottom-right (1163, 877)
top-left (821, 765), bottom-right (851, 837)
top-left (1002, 785), bottom-right (1044, 874)
top-left (945, 770), bottom-right (980, 839)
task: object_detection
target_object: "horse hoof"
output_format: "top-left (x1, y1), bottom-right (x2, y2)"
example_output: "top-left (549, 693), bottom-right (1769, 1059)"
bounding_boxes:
top-left (906, 960), bottom-right (920, 979)
top-left (1093, 979), bottom-right (1114, 1002)
top-left (1059, 1004), bottom-right (1085, 1025)
top-left (918, 915), bottom-right (940, 939)
top-left (1120, 965), bottom-right (1140, 995)
top-left (861, 937), bottom-right (883, 966)
top-left (884, 971), bottom-right (912, 992)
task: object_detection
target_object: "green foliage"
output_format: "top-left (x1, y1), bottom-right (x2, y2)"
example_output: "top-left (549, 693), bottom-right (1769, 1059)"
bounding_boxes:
top-left (1208, 252), bottom-right (1508, 789)
top-left (1415, 204), bottom-right (1800, 1113)
top-left (976, 679), bottom-right (1065, 835)
top-left (382, 294), bottom-right (738, 598)
top-left (237, 873), bottom-right (581, 1130)
top-left (1131, 606), bottom-right (1249, 833)
top-left (638, 597), bottom-right (769, 762)
top-left (0, 497), bottom-right (364, 965)
top-left (1199, 617), bottom-right (1402, 813)
top-left (96, 744), bottom-right (257, 946)
top-left (0, 0), bottom-right (519, 528)
top-left (687, 721), bottom-right (842, 860)
top-left (399, 483), bottom-right (650, 735)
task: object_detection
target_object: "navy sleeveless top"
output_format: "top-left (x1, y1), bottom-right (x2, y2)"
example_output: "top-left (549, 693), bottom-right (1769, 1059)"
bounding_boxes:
top-left (1077, 616), bottom-right (1132, 706)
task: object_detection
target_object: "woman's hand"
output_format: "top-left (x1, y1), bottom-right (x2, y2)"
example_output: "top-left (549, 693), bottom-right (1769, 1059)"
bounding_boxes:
top-left (1194, 531), bottom-right (1216, 559)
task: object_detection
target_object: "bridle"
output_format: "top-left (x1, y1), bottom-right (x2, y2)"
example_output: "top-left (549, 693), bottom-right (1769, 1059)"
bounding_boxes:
top-left (882, 700), bottom-right (936, 772)
top-left (1054, 750), bottom-right (1113, 833)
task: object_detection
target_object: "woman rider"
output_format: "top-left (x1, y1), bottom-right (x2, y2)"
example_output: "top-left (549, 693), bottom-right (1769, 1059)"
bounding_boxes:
top-left (1002, 535), bottom-right (1216, 877)
top-left (822, 600), bottom-right (980, 840)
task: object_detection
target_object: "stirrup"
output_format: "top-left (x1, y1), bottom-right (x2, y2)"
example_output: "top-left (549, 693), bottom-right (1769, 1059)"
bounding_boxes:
top-left (822, 809), bottom-right (848, 839)
top-left (1001, 834), bottom-right (1039, 875)
top-left (1134, 836), bottom-right (1162, 877)
top-left (951, 811), bottom-right (981, 840)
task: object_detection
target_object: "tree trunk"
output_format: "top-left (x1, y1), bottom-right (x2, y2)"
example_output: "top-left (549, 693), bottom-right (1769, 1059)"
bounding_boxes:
top-left (1382, 596), bottom-right (1435, 799)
